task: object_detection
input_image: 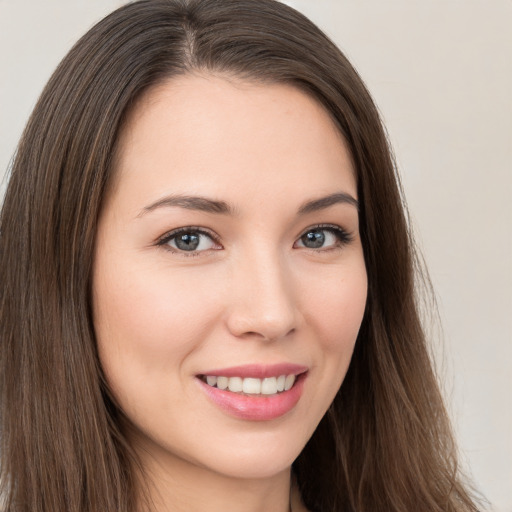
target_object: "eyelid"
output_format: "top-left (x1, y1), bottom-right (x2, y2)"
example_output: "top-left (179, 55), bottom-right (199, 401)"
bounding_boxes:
top-left (156, 226), bottom-right (222, 254)
top-left (154, 223), bottom-right (353, 256)
top-left (295, 223), bottom-right (354, 248)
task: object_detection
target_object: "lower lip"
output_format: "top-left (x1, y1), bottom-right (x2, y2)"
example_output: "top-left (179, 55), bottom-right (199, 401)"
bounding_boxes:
top-left (197, 373), bottom-right (307, 421)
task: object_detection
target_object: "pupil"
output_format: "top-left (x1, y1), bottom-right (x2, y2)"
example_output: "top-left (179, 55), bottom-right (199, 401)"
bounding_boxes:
top-left (303, 230), bottom-right (325, 248)
top-left (176, 233), bottom-right (200, 251)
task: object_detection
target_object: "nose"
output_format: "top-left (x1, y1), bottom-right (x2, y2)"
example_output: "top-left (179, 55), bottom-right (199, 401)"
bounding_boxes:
top-left (225, 251), bottom-right (299, 342)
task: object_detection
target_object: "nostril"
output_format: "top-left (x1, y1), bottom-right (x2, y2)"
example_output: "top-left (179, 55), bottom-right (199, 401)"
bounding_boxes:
top-left (233, 327), bottom-right (296, 343)
top-left (224, 268), bottom-right (299, 341)
top-left (226, 306), bottom-right (298, 341)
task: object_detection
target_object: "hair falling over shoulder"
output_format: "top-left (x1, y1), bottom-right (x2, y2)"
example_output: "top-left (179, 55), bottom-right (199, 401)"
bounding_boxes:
top-left (0, 1), bottom-right (483, 511)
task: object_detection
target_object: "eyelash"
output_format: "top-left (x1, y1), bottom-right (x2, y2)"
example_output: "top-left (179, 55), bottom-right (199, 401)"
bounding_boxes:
top-left (297, 224), bottom-right (354, 249)
top-left (156, 226), bottom-right (221, 257)
top-left (156, 224), bottom-right (353, 257)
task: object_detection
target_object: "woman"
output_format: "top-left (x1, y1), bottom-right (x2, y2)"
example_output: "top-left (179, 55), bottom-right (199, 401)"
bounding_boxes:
top-left (0, 1), bottom-right (481, 511)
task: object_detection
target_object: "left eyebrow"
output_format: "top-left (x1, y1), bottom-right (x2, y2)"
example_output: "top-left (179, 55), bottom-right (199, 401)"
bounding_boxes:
top-left (297, 192), bottom-right (359, 214)
top-left (138, 194), bottom-right (238, 218)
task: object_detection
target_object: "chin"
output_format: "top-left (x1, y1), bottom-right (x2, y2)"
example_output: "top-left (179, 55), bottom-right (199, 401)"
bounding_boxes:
top-left (192, 428), bottom-right (309, 480)
top-left (202, 450), bottom-right (298, 480)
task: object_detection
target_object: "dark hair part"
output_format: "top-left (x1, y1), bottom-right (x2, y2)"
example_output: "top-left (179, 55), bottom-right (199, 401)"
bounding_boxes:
top-left (0, 1), bottom-right (481, 511)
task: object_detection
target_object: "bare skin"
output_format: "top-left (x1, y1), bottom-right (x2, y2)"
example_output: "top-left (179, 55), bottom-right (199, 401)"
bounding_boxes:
top-left (93, 73), bottom-right (367, 512)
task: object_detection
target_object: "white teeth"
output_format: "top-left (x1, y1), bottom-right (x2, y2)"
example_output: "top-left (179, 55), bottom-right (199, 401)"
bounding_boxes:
top-left (261, 377), bottom-right (277, 395)
top-left (217, 376), bottom-right (229, 390)
top-left (204, 374), bottom-right (298, 395)
top-left (228, 376), bottom-right (243, 393)
top-left (284, 374), bottom-right (295, 391)
top-left (243, 377), bottom-right (261, 394)
top-left (206, 375), bottom-right (217, 386)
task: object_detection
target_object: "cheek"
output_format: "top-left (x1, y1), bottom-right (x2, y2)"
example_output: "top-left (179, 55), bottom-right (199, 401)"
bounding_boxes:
top-left (330, 278), bottom-right (367, 350)
top-left (302, 260), bottom-right (367, 349)
top-left (299, 258), bottom-right (367, 395)
top-left (92, 254), bottom-right (223, 394)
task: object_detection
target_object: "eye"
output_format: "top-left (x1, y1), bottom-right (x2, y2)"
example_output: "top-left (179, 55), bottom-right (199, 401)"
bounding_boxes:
top-left (157, 227), bottom-right (220, 254)
top-left (294, 225), bottom-right (352, 250)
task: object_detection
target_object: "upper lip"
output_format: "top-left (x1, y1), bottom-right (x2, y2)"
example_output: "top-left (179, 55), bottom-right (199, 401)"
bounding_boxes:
top-left (198, 363), bottom-right (308, 379)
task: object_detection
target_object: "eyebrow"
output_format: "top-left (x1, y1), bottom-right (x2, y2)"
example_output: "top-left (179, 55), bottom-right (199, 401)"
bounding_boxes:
top-left (139, 195), bottom-right (237, 217)
top-left (138, 191), bottom-right (358, 218)
top-left (298, 192), bottom-right (359, 214)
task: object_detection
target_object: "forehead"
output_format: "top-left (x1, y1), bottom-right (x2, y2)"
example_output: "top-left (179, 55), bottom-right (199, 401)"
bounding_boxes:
top-left (111, 73), bottom-right (356, 212)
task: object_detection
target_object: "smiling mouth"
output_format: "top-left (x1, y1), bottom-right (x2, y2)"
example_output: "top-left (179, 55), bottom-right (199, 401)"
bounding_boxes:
top-left (198, 373), bottom-right (304, 396)
top-left (197, 368), bottom-right (308, 420)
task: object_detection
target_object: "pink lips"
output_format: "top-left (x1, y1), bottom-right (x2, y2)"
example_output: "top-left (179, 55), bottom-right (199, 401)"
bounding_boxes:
top-left (197, 363), bottom-right (308, 421)
top-left (201, 363), bottom-right (308, 379)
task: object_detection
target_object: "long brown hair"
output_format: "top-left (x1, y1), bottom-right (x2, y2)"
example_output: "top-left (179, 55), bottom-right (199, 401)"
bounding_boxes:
top-left (0, 1), bottom-right (481, 511)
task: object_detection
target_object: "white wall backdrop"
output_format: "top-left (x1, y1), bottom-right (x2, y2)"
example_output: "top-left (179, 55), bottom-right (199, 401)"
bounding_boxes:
top-left (1, 1), bottom-right (511, 510)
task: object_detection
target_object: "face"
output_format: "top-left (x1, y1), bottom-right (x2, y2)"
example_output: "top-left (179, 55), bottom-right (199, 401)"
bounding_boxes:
top-left (92, 74), bottom-right (367, 482)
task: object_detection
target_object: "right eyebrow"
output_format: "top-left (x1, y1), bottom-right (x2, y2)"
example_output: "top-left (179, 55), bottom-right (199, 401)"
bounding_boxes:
top-left (137, 194), bottom-right (238, 218)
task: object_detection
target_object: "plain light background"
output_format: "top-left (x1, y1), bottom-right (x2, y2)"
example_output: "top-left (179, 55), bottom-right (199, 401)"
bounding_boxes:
top-left (1, 0), bottom-right (511, 510)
